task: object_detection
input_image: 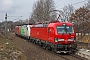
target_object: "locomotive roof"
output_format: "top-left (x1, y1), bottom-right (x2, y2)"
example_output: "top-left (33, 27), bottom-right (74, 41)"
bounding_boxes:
top-left (31, 22), bottom-right (73, 27)
top-left (55, 22), bottom-right (73, 25)
top-left (16, 22), bottom-right (73, 27)
top-left (16, 23), bottom-right (33, 26)
top-left (48, 22), bottom-right (73, 27)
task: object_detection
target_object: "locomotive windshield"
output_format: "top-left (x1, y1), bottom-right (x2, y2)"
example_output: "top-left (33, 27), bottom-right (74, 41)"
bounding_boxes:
top-left (57, 26), bottom-right (74, 34)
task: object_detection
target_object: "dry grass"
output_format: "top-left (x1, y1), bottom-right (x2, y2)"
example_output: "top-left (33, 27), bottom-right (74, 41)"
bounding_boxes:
top-left (76, 34), bottom-right (90, 43)
top-left (0, 33), bottom-right (28, 60)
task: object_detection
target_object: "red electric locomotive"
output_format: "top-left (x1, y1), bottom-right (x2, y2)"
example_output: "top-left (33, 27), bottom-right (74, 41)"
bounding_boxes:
top-left (30, 21), bottom-right (77, 53)
top-left (15, 26), bottom-right (21, 36)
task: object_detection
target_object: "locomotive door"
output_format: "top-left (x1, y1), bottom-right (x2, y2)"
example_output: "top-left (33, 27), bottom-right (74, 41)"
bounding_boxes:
top-left (48, 27), bottom-right (55, 43)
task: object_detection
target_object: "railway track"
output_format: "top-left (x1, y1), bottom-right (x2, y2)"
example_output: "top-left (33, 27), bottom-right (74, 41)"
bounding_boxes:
top-left (49, 50), bottom-right (88, 60)
top-left (59, 54), bottom-right (87, 60)
top-left (77, 42), bottom-right (90, 50)
top-left (7, 32), bottom-right (88, 60)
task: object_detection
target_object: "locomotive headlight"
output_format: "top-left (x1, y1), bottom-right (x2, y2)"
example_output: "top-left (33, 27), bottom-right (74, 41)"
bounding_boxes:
top-left (69, 38), bottom-right (76, 42)
top-left (55, 38), bottom-right (58, 42)
top-left (71, 38), bottom-right (74, 40)
top-left (74, 40), bottom-right (75, 42)
top-left (55, 38), bottom-right (64, 42)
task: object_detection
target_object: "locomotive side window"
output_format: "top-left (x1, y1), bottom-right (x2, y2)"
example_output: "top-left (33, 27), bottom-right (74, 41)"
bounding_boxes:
top-left (57, 26), bottom-right (74, 34)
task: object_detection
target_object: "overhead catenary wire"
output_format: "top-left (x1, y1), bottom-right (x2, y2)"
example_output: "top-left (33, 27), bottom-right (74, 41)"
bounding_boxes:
top-left (55, 0), bottom-right (87, 9)
top-left (71, 0), bottom-right (86, 5)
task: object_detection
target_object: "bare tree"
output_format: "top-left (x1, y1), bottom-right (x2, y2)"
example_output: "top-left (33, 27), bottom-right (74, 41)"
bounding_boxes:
top-left (70, 7), bottom-right (90, 35)
top-left (29, 14), bottom-right (36, 24)
top-left (85, 0), bottom-right (90, 10)
top-left (33, 0), bottom-right (44, 22)
top-left (32, 0), bottom-right (56, 23)
top-left (44, 0), bottom-right (56, 21)
top-left (62, 4), bottom-right (74, 22)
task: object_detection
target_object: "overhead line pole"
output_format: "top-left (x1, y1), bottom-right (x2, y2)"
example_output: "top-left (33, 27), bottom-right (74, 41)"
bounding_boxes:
top-left (4, 13), bottom-right (22, 37)
top-left (5, 13), bottom-right (7, 38)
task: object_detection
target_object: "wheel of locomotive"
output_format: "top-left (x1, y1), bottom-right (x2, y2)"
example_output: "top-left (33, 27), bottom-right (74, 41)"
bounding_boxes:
top-left (40, 42), bottom-right (44, 47)
top-left (33, 40), bottom-right (36, 44)
top-left (38, 41), bottom-right (41, 46)
top-left (51, 47), bottom-right (57, 53)
top-left (46, 45), bottom-right (52, 51)
top-left (42, 43), bottom-right (46, 49)
top-left (44, 44), bottom-right (49, 50)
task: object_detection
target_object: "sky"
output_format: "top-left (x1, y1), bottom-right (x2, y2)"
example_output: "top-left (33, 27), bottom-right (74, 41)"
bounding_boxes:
top-left (0, 0), bottom-right (87, 22)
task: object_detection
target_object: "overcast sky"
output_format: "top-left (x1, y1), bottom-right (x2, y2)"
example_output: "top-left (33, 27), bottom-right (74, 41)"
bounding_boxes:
top-left (0, 0), bottom-right (87, 22)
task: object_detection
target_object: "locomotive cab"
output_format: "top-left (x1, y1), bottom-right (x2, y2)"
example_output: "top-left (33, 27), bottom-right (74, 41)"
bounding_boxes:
top-left (48, 22), bottom-right (77, 53)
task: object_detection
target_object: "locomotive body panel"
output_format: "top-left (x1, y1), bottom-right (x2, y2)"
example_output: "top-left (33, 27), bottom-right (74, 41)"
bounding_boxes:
top-left (31, 27), bottom-right (49, 41)
top-left (20, 25), bottom-right (27, 36)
